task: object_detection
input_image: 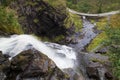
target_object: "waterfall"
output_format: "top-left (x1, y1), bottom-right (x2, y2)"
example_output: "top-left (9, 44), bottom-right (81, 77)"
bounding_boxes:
top-left (0, 35), bottom-right (76, 69)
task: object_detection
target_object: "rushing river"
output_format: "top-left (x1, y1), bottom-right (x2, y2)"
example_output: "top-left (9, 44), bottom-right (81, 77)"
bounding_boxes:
top-left (69, 17), bottom-right (98, 52)
top-left (68, 17), bottom-right (100, 80)
top-left (0, 35), bottom-right (76, 69)
top-left (0, 17), bottom-right (101, 80)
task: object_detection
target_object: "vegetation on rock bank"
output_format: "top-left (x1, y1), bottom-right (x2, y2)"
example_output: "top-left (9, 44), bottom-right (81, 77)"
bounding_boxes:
top-left (67, 0), bottom-right (120, 13)
top-left (0, 6), bottom-right (23, 35)
top-left (87, 14), bottom-right (120, 79)
top-left (0, 0), bottom-right (120, 79)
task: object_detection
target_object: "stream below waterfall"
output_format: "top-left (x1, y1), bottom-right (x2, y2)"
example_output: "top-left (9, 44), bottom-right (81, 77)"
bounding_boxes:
top-left (0, 17), bottom-right (108, 80)
top-left (0, 35), bottom-right (76, 69)
top-left (69, 17), bottom-right (98, 52)
top-left (68, 17), bottom-right (107, 80)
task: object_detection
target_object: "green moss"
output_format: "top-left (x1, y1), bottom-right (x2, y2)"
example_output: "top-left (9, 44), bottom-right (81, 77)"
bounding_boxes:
top-left (87, 32), bottom-right (107, 52)
top-left (64, 13), bottom-right (82, 32)
top-left (96, 18), bottom-right (108, 30)
top-left (86, 17), bottom-right (110, 52)
top-left (43, 0), bottom-right (67, 15)
top-left (53, 35), bottom-right (65, 42)
top-left (64, 74), bottom-right (70, 79)
top-left (87, 15), bottom-right (120, 52)
top-left (38, 35), bottom-right (65, 43)
top-left (33, 19), bottom-right (39, 23)
top-left (44, 0), bottom-right (66, 8)
top-left (109, 14), bottom-right (120, 28)
top-left (64, 13), bottom-right (73, 28)
top-left (36, 7), bottom-right (43, 11)
top-left (0, 7), bottom-right (23, 35)
top-left (90, 58), bottom-right (106, 64)
top-left (25, 1), bottom-right (38, 6)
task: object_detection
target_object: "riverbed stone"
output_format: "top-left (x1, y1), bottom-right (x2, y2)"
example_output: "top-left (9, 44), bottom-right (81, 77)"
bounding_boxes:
top-left (77, 52), bottom-right (113, 80)
top-left (95, 47), bottom-right (109, 54)
top-left (9, 0), bottom-right (74, 39)
top-left (5, 49), bottom-right (69, 80)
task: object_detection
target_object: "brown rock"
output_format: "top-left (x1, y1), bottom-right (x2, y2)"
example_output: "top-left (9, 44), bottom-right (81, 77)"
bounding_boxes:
top-left (10, 0), bottom-right (69, 39)
top-left (86, 66), bottom-right (99, 79)
top-left (105, 72), bottom-right (113, 80)
top-left (5, 49), bottom-right (69, 80)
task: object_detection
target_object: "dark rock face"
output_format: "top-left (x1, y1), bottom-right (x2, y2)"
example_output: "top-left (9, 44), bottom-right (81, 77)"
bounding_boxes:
top-left (77, 52), bottom-right (113, 80)
top-left (10, 0), bottom-right (69, 39)
top-left (0, 51), bottom-right (10, 73)
top-left (64, 68), bottom-right (85, 80)
top-left (0, 49), bottom-right (69, 80)
top-left (95, 47), bottom-right (109, 54)
top-left (0, 51), bottom-right (10, 80)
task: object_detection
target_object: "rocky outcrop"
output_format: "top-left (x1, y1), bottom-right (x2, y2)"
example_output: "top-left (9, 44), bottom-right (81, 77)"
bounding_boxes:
top-left (95, 47), bottom-right (109, 54)
top-left (0, 51), bottom-right (10, 80)
top-left (77, 52), bottom-right (113, 80)
top-left (10, 0), bottom-right (73, 39)
top-left (0, 49), bottom-right (69, 80)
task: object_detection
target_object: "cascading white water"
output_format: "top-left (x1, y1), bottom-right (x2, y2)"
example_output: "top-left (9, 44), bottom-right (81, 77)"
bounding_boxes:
top-left (0, 35), bottom-right (76, 69)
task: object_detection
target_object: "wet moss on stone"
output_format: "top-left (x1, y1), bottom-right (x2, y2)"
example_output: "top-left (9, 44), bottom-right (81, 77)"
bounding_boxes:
top-left (64, 13), bottom-right (82, 32)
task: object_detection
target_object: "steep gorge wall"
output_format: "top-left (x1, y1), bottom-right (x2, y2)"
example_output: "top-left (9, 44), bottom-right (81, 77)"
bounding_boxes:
top-left (10, 0), bottom-right (74, 39)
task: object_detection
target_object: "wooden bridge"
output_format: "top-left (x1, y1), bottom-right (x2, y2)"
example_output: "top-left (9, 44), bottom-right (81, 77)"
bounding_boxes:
top-left (68, 8), bottom-right (120, 17)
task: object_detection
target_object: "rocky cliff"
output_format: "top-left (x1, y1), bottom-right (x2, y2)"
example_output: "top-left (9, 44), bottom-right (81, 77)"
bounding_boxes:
top-left (10, 0), bottom-right (73, 39)
top-left (0, 49), bottom-right (69, 80)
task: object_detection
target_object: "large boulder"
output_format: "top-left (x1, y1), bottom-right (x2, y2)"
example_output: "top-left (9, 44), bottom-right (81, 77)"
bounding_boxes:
top-left (0, 51), bottom-right (10, 80)
top-left (77, 52), bottom-right (113, 80)
top-left (10, 0), bottom-right (73, 39)
top-left (2, 49), bottom-right (69, 80)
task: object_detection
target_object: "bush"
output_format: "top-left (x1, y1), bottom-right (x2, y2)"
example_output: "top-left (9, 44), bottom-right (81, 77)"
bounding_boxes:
top-left (106, 28), bottom-right (120, 79)
top-left (0, 7), bottom-right (23, 35)
top-left (67, 0), bottom-right (120, 13)
top-left (64, 13), bottom-right (82, 32)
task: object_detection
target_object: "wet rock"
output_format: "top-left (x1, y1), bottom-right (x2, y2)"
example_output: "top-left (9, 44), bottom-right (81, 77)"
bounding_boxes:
top-left (64, 68), bottom-right (85, 80)
top-left (96, 47), bottom-right (109, 54)
top-left (77, 52), bottom-right (112, 80)
top-left (10, 0), bottom-right (71, 39)
top-left (0, 51), bottom-right (10, 73)
top-left (0, 71), bottom-right (6, 80)
top-left (105, 72), bottom-right (113, 80)
top-left (86, 66), bottom-right (99, 79)
top-left (0, 31), bottom-right (9, 37)
top-left (71, 38), bottom-right (79, 44)
top-left (55, 53), bottom-right (66, 58)
top-left (5, 49), bottom-right (69, 80)
top-left (0, 51), bottom-right (10, 80)
top-left (86, 62), bottom-right (103, 79)
top-left (65, 37), bottom-right (72, 43)
top-left (65, 37), bottom-right (78, 44)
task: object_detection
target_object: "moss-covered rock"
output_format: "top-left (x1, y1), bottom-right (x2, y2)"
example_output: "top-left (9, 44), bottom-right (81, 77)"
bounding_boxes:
top-left (0, 51), bottom-right (10, 80)
top-left (0, 6), bottom-right (23, 36)
top-left (0, 51), bottom-right (10, 71)
top-left (5, 49), bottom-right (69, 80)
top-left (87, 32), bottom-right (108, 52)
top-left (64, 13), bottom-right (82, 32)
top-left (10, 0), bottom-right (74, 40)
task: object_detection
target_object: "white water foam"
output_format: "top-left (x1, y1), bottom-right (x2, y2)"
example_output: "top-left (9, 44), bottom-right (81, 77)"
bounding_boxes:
top-left (0, 35), bottom-right (76, 69)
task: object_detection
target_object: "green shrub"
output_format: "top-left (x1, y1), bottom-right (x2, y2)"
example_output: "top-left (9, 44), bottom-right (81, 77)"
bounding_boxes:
top-left (64, 13), bottom-right (82, 32)
top-left (67, 0), bottom-right (120, 13)
top-left (0, 7), bottom-right (23, 35)
top-left (0, 0), bottom-right (14, 6)
top-left (87, 32), bottom-right (107, 52)
top-left (105, 28), bottom-right (120, 79)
